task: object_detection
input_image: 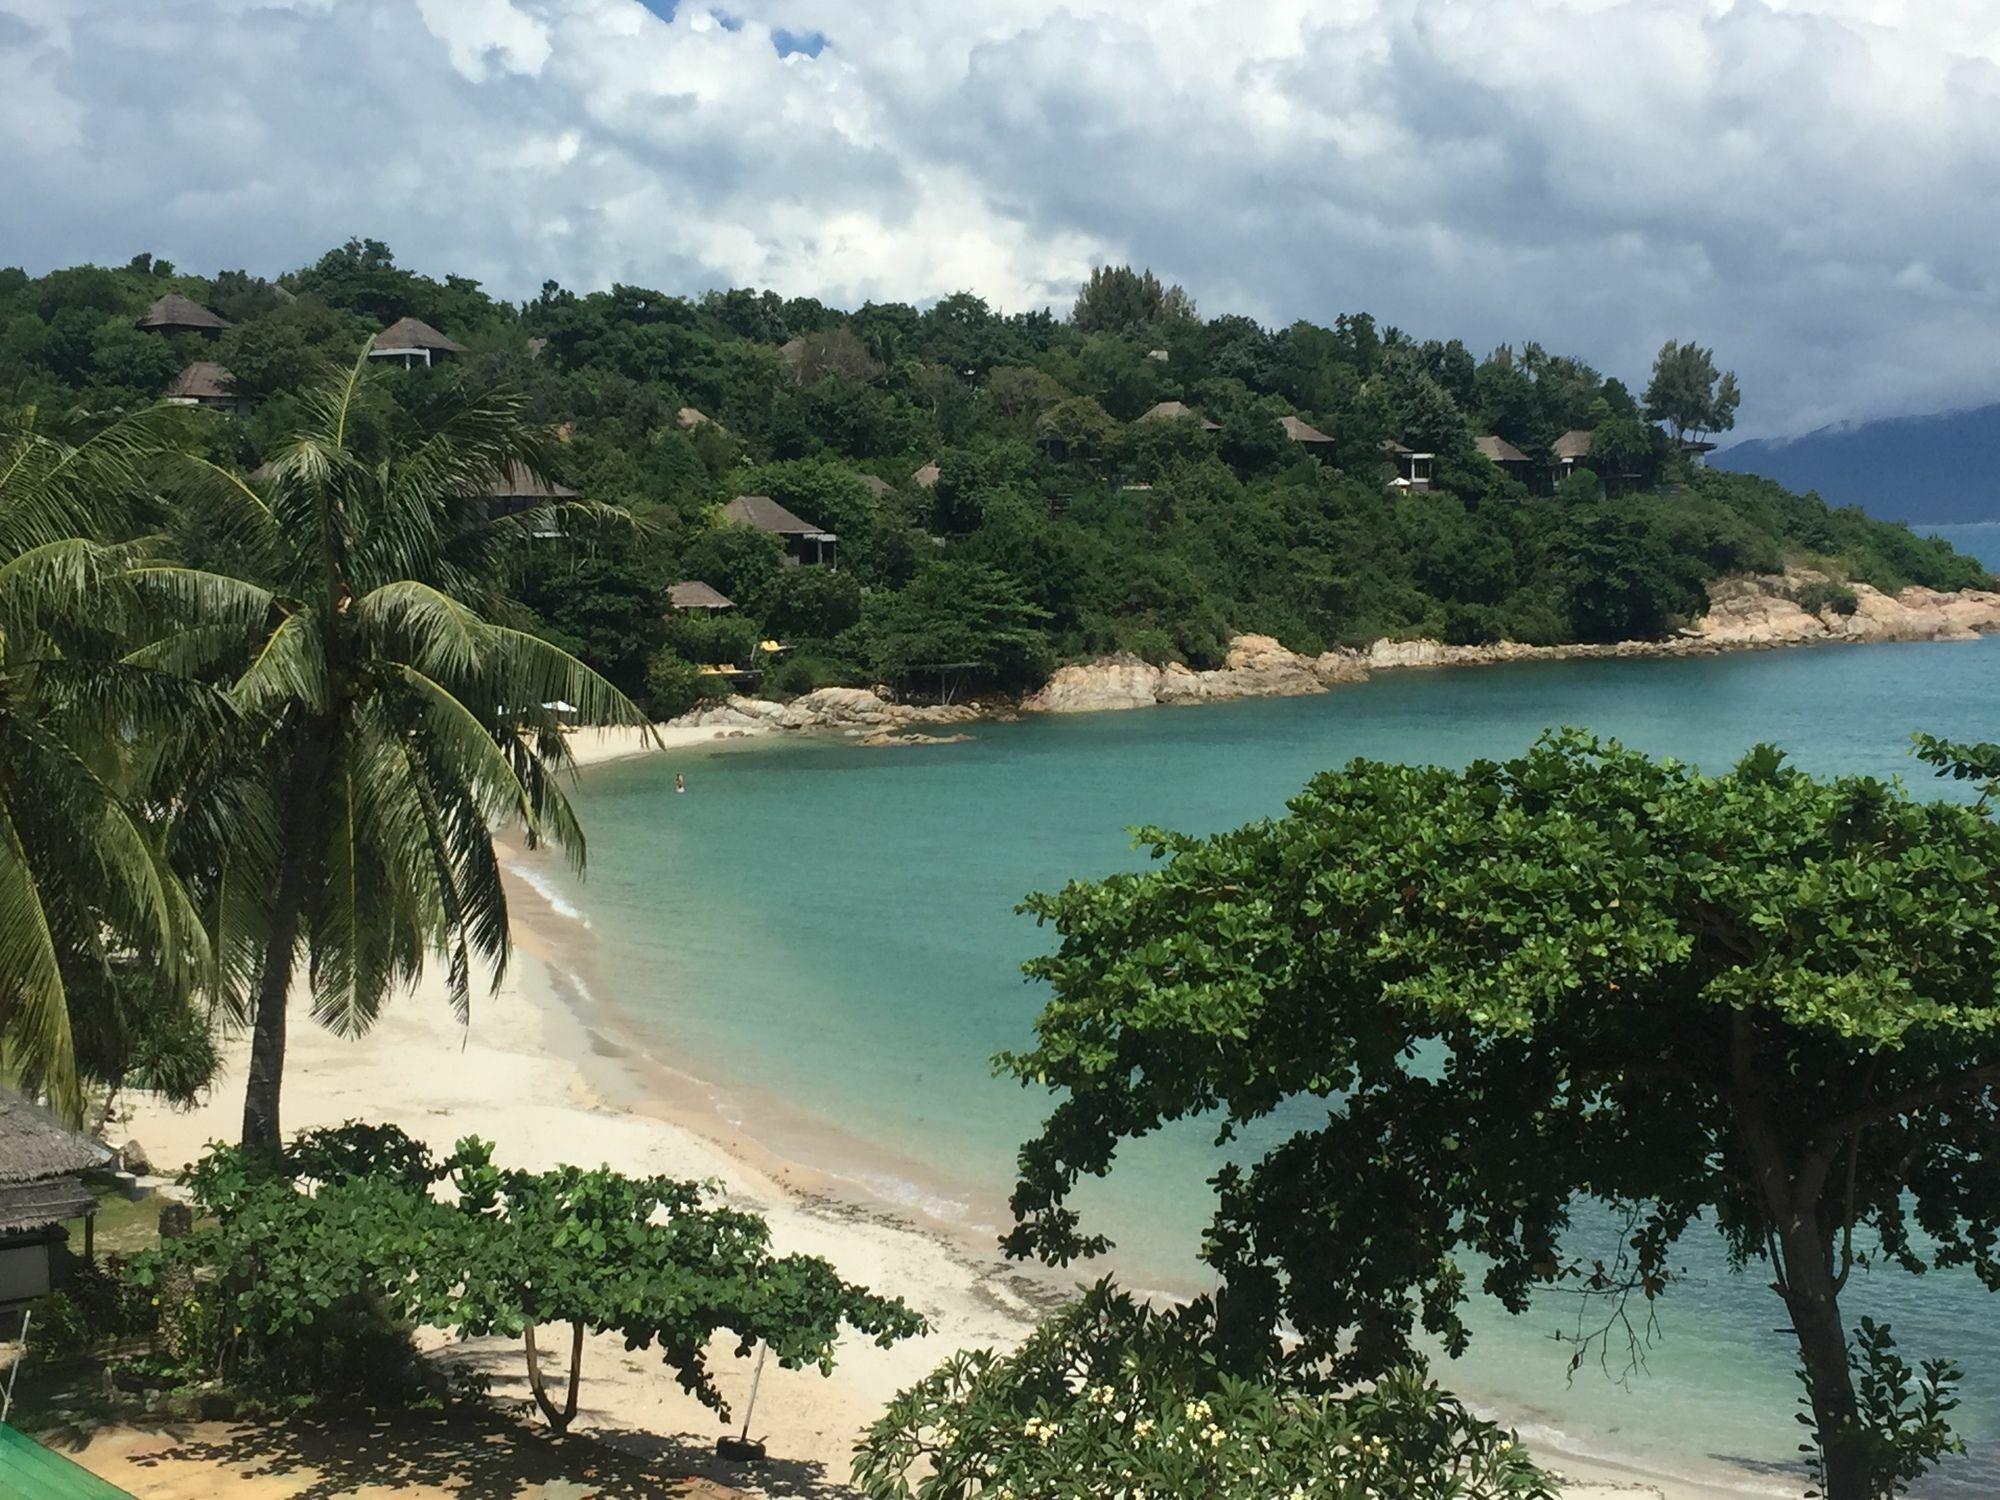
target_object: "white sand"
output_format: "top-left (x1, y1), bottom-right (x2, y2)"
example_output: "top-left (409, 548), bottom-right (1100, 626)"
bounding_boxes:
top-left (562, 721), bottom-right (771, 769)
top-left (111, 910), bottom-right (1780, 1500)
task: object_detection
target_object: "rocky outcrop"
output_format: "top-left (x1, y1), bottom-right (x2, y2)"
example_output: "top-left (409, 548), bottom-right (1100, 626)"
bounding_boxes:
top-left (669, 686), bottom-right (990, 735)
top-left (670, 573), bottom-right (2000, 732)
top-left (1020, 572), bottom-right (2000, 717)
top-left (1021, 635), bottom-right (1368, 714)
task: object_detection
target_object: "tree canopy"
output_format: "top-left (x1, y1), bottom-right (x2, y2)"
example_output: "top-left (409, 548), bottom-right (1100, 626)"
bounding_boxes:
top-left (1002, 731), bottom-right (2000, 1500)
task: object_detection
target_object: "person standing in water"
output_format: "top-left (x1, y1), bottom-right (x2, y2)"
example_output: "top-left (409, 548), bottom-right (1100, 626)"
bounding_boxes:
top-left (675, 773), bottom-right (686, 794)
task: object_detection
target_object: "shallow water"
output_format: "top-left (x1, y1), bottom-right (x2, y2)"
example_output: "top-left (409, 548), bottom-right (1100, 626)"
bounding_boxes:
top-left (538, 630), bottom-right (2000, 1496)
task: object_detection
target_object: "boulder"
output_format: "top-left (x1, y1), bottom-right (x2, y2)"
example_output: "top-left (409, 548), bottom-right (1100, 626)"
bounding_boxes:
top-left (1021, 656), bottom-right (1163, 713)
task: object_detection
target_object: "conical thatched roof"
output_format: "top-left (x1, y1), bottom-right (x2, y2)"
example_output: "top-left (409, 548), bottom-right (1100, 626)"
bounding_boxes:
top-left (858, 474), bottom-right (895, 497)
top-left (1280, 415), bottom-right (1333, 444)
top-left (135, 293), bottom-right (229, 333)
top-left (0, 1088), bottom-right (108, 1186)
top-left (1554, 429), bottom-right (1593, 460)
top-left (373, 316), bottom-right (466, 355)
top-left (1476, 434), bottom-right (1530, 464)
top-left (912, 461), bottom-right (941, 489)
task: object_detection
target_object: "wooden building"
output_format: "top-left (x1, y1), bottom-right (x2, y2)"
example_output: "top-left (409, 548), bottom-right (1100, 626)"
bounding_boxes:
top-left (1382, 438), bottom-right (1435, 493)
top-left (134, 293), bottom-right (228, 337)
top-left (1280, 415), bottom-right (1335, 451)
top-left (0, 1090), bottom-right (108, 1307)
top-left (1136, 400), bottom-right (1220, 431)
top-left (163, 360), bottom-right (253, 416)
top-left (667, 581), bottom-right (735, 612)
top-left (370, 316), bottom-right (466, 368)
top-left (1476, 434), bottom-right (1532, 479)
top-left (723, 495), bottom-right (838, 567)
top-left (464, 461), bottom-right (577, 525)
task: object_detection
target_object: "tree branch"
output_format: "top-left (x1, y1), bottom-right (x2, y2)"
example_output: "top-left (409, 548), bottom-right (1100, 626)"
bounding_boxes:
top-left (1808, 1062), bottom-right (2000, 1162)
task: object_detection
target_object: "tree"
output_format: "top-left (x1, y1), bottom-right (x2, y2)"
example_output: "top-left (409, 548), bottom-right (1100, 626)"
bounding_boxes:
top-left (866, 562), bottom-right (1051, 695)
top-left (854, 1283), bottom-right (1553, 1500)
top-left (1069, 266), bottom-right (1196, 335)
top-left (1643, 339), bottom-right (1741, 445)
top-left (1035, 395), bottom-right (1120, 465)
top-left (0, 406), bottom-right (218, 1119)
top-left (132, 1125), bottom-right (924, 1427)
top-left (143, 350), bottom-right (647, 1148)
top-left (1003, 732), bottom-right (2000, 1500)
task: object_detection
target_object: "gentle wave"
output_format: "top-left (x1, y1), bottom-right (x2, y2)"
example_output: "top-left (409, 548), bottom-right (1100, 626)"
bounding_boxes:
top-left (505, 862), bottom-right (591, 927)
top-left (824, 1168), bottom-right (975, 1226)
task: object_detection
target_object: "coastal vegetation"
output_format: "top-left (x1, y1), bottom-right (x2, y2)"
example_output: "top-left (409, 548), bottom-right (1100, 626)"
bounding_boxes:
top-left (2, 247), bottom-right (1986, 718)
top-left (1000, 730), bottom-right (2000, 1500)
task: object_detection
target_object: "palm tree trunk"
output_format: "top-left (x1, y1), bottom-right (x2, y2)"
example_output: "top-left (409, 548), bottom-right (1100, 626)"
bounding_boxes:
top-left (240, 722), bottom-right (332, 1151)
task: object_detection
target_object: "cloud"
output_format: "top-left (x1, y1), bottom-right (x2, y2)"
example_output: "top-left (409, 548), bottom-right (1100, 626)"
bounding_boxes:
top-left (0, 0), bottom-right (1995, 434)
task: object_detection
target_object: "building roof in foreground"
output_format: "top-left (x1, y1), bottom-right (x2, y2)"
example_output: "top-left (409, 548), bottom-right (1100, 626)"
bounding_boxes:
top-left (372, 316), bottom-right (466, 354)
top-left (0, 1087), bottom-right (109, 1231)
top-left (724, 494), bottom-right (832, 537)
top-left (135, 293), bottom-right (229, 332)
top-left (1477, 434), bottom-right (1531, 464)
top-left (165, 360), bottom-right (239, 399)
top-left (1554, 429), bottom-right (1594, 460)
top-left (1281, 415), bottom-right (1334, 444)
top-left (667, 581), bottom-right (735, 610)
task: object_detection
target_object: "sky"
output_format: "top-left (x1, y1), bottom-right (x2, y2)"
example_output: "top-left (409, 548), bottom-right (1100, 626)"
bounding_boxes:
top-left (2, 0), bottom-right (1997, 438)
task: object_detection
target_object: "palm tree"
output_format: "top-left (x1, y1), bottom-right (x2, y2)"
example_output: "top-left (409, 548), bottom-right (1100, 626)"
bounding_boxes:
top-left (142, 351), bottom-right (648, 1148)
top-left (0, 407), bottom-right (216, 1120)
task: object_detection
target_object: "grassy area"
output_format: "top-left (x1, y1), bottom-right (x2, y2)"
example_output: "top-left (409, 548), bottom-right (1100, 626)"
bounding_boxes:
top-left (61, 1181), bottom-right (166, 1259)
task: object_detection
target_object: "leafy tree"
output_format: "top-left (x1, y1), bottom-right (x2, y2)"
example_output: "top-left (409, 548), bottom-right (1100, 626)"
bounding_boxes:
top-left (855, 1284), bottom-right (1553, 1500)
top-left (142, 351), bottom-right (646, 1148)
top-left (1644, 339), bottom-right (1741, 445)
top-left (866, 562), bottom-right (1051, 694)
top-left (1069, 265), bottom-right (1197, 335)
top-left (1036, 395), bottom-right (1120, 465)
top-left (1003, 732), bottom-right (2000, 1500)
top-left (130, 1126), bottom-right (924, 1427)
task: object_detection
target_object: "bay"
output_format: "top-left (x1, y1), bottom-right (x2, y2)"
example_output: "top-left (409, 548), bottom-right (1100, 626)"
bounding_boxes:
top-left (542, 633), bottom-right (2000, 1496)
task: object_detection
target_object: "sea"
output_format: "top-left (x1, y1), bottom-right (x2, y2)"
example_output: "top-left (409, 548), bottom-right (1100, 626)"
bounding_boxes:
top-left (520, 522), bottom-right (2000, 1497)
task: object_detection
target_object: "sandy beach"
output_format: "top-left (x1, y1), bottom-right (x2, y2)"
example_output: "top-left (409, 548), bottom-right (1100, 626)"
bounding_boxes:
top-left (78, 828), bottom-right (1779, 1500)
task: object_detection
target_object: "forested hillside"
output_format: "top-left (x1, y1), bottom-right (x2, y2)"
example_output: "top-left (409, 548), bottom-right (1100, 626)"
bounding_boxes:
top-left (4, 243), bottom-right (1986, 713)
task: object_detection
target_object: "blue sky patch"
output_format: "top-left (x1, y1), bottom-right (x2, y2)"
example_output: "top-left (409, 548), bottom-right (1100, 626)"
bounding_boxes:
top-left (772, 27), bottom-right (827, 57)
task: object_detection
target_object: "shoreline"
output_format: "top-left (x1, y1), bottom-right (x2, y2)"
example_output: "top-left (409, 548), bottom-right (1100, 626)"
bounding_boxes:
top-left (99, 851), bottom-right (1794, 1500)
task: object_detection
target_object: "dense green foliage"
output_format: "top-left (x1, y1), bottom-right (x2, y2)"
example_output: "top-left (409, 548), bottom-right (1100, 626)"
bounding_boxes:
top-left (1002, 732), bottom-right (2000, 1499)
top-left (116, 1124), bottom-right (922, 1426)
top-left (854, 1282), bottom-right (1553, 1500)
top-left (5, 245), bottom-right (1986, 713)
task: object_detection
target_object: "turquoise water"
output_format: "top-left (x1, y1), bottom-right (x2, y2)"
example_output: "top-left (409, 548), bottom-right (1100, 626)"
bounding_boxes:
top-left (535, 634), bottom-right (2000, 1495)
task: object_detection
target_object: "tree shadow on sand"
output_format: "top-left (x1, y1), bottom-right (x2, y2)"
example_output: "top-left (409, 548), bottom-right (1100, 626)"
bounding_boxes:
top-left (55, 1401), bottom-right (856, 1500)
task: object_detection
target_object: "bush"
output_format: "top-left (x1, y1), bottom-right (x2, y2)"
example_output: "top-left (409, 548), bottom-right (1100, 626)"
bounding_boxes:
top-left (1795, 579), bottom-right (1860, 617)
top-left (1442, 603), bottom-right (1503, 646)
top-left (765, 651), bottom-right (868, 696)
top-left (643, 648), bottom-right (732, 721)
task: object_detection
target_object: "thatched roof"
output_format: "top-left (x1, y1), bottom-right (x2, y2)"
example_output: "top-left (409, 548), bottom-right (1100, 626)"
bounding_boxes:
top-left (1554, 429), bottom-right (1593, 460)
top-left (373, 316), bottom-right (466, 355)
top-left (859, 474), bottom-right (895, 497)
top-left (724, 494), bottom-right (831, 537)
top-left (135, 293), bottom-right (229, 332)
top-left (668, 581), bottom-right (735, 611)
top-left (677, 406), bottom-right (713, 430)
top-left (1380, 437), bottom-right (1414, 455)
top-left (1477, 434), bottom-right (1530, 464)
top-left (165, 360), bottom-right (238, 400)
top-left (478, 461), bottom-right (577, 500)
top-left (1280, 415), bottom-right (1334, 444)
top-left (912, 461), bottom-right (941, 489)
top-left (1137, 400), bottom-right (1220, 431)
top-left (0, 1089), bottom-right (108, 1188)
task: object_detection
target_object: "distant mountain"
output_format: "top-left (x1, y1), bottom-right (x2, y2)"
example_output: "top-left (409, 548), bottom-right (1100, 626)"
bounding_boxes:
top-left (1714, 405), bottom-right (2000, 524)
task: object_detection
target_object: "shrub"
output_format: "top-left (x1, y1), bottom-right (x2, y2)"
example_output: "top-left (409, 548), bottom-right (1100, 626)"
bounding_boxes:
top-left (1795, 579), bottom-right (1860, 617)
top-left (643, 647), bottom-right (732, 720)
top-left (1442, 603), bottom-right (1503, 646)
top-left (766, 652), bottom-right (866, 697)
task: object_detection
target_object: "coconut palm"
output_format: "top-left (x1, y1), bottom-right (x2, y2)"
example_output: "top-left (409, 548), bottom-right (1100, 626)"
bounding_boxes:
top-left (0, 407), bottom-right (217, 1120)
top-left (141, 351), bottom-right (648, 1148)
